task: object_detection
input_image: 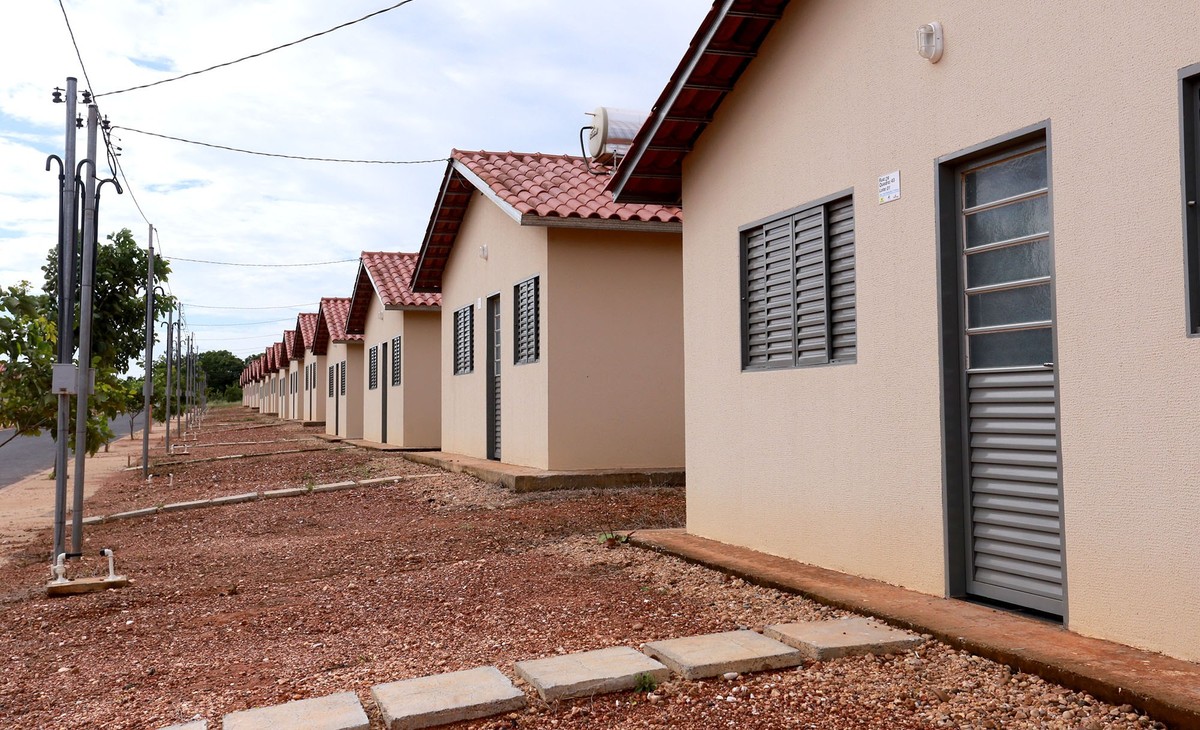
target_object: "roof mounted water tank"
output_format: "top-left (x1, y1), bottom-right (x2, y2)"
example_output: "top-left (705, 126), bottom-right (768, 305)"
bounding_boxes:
top-left (585, 107), bottom-right (648, 164)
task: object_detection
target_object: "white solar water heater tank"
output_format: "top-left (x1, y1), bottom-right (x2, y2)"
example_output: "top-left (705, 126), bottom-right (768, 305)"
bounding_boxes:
top-left (587, 107), bottom-right (648, 160)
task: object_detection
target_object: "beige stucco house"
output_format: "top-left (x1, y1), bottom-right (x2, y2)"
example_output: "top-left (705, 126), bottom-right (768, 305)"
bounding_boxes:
top-left (292, 312), bottom-right (325, 425)
top-left (261, 342), bottom-right (283, 416)
top-left (282, 330), bottom-right (301, 421)
top-left (610, 0), bottom-right (1200, 662)
top-left (312, 297), bottom-right (363, 439)
top-left (411, 150), bottom-right (685, 470)
top-left (343, 252), bottom-right (442, 448)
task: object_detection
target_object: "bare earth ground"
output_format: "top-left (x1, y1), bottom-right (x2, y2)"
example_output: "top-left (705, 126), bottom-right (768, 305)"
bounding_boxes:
top-left (0, 407), bottom-right (1167, 729)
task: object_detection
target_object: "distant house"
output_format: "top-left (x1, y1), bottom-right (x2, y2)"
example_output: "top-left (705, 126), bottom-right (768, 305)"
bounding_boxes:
top-left (292, 312), bottom-right (324, 425)
top-left (311, 297), bottom-right (363, 439)
top-left (261, 343), bottom-right (282, 416)
top-left (282, 330), bottom-right (300, 421)
top-left (343, 251), bottom-right (442, 448)
top-left (609, 0), bottom-right (1200, 663)
top-left (411, 150), bottom-right (684, 470)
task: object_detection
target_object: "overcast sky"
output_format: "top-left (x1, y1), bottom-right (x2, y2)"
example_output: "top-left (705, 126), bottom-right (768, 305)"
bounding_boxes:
top-left (0, 0), bottom-right (706, 362)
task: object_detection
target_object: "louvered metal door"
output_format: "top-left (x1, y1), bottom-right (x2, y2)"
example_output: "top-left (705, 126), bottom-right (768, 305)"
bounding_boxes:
top-left (959, 143), bottom-right (1063, 616)
top-left (486, 295), bottom-right (501, 461)
top-left (380, 342), bottom-right (388, 444)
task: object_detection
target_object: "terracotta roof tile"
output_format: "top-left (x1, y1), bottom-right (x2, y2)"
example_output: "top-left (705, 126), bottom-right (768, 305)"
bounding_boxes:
top-left (283, 330), bottom-right (297, 361)
top-left (295, 313), bottom-right (318, 351)
top-left (314, 297), bottom-right (361, 346)
top-left (452, 150), bottom-right (682, 223)
top-left (345, 252), bottom-right (441, 335)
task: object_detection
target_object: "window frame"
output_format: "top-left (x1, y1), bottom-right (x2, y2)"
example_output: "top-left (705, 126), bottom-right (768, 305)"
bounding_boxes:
top-left (391, 335), bottom-right (402, 386)
top-left (739, 188), bottom-right (857, 371)
top-left (1181, 63), bottom-right (1200, 335)
top-left (513, 276), bottom-right (540, 365)
top-left (368, 345), bottom-right (379, 390)
top-left (453, 305), bottom-right (474, 375)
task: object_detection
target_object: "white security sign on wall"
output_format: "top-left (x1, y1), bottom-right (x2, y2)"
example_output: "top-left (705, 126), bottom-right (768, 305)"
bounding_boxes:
top-left (878, 170), bottom-right (901, 204)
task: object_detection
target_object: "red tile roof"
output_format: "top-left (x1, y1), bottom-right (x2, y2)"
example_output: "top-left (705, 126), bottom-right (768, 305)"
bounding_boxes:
top-left (345, 252), bottom-right (441, 335)
top-left (273, 342), bottom-right (286, 372)
top-left (294, 312), bottom-right (318, 352)
top-left (312, 297), bottom-right (360, 355)
top-left (413, 151), bottom-right (683, 292)
top-left (283, 330), bottom-right (297, 361)
top-left (610, 0), bottom-right (790, 205)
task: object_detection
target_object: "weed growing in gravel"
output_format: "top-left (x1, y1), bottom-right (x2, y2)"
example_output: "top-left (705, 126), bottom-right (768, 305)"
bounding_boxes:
top-left (633, 672), bottom-right (658, 693)
top-left (598, 529), bottom-right (634, 548)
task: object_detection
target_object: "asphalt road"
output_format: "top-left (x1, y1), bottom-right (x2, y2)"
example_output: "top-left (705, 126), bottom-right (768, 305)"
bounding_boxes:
top-left (0, 411), bottom-right (146, 489)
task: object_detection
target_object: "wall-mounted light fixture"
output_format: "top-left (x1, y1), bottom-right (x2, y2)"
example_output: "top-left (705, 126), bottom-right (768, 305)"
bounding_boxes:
top-left (479, 244), bottom-right (488, 260)
top-left (917, 22), bottom-right (943, 63)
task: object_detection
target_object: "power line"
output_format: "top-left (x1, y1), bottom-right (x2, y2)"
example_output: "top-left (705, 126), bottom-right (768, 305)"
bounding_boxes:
top-left (95, 0), bottom-right (419, 98)
top-left (57, 0), bottom-right (95, 95)
top-left (112, 125), bottom-right (447, 165)
top-left (186, 302), bottom-right (319, 310)
top-left (169, 255), bottom-right (358, 267)
top-left (188, 318), bottom-right (297, 327)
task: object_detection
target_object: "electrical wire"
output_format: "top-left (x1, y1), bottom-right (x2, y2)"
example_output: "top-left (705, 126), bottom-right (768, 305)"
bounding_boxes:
top-left (169, 256), bottom-right (358, 267)
top-left (112, 126), bottom-right (446, 165)
top-left (185, 302), bottom-right (319, 310)
top-left (95, 0), bottom-right (419, 98)
top-left (188, 318), bottom-right (298, 327)
top-left (57, 0), bottom-right (95, 96)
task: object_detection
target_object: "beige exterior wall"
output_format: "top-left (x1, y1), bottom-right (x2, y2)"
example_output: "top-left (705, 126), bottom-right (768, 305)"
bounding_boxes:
top-left (264, 373), bottom-right (279, 415)
top-left (545, 228), bottom-right (684, 470)
top-left (680, 0), bottom-right (1200, 661)
top-left (301, 349), bottom-right (327, 423)
top-left (360, 295), bottom-right (441, 448)
top-left (324, 342), bottom-right (363, 439)
top-left (439, 190), bottom-right (550, 467)
top-left (287, 361), bottom-right (301, 420)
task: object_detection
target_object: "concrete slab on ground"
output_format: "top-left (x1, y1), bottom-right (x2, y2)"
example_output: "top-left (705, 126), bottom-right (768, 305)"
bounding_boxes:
top-left (764, 617), bottom-right (923, 660)
top-left (401, 451), bottom-right (684, 493)
top-left (344, 439), bottom-right (435, 453)
top-left (221, 691), bottom-right (367, 730)
top-left (313, 433), bottom-right (343, 443)
top-left (108, 506), bottom-right (159, 521)
top-left (46, 575), bottom-right (129, 597)
top-left (371, 666), bottom-right (525, 729)
top-left (157, 721), bottom-right (206, 730)
top-left (514, 646), bottom-right (670, 701)
top-left (208, 492), bottom-right (260, 507)
top-left (159, 498), bottom-right (213, 514)
top-left (262, 487), bottom-right (307, 499)
top-left (311, 480), bottom-right (357, 494)
top-left (302, 421), bottom-right (325, 427)
top-left (629, 528), bottom-right (1200, 729)
top-left (642, 630), bottom-right (804, 680)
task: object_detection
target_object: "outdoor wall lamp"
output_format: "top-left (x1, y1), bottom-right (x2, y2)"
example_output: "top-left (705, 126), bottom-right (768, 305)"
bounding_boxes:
top-left (917, 22), bottom-right (944, 63)
top-left (479, 244), bottom-right (488, 260)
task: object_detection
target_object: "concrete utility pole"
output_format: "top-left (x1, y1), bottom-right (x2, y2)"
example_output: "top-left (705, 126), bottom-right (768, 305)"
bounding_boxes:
top-left (164, 306), bottom-right (173, 454)
top-left (175, 320), bottom-right (182, 438)
top-left (141, 224), bottom-right (155, 479)
top-left (69, 103), bottom-right (99, 554)
top-left (51, 78), bottom-right (78, 560)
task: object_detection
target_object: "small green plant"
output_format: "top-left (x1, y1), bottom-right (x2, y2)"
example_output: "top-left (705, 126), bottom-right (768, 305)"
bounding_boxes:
top-left (303, 474), bottom-right (316, 494)
top-left (598, 529), bottom-right (634, 548)
top-left (633, 672), bottom-right (658, 693)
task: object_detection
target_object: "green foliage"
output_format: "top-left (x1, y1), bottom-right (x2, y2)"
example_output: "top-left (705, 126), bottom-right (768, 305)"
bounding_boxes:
top-left (633, 672), bottom-right (658, 693)
top-left (197, 349), bottom-right (245, 397)
top-left (0, 228), bottom-right (173, 455)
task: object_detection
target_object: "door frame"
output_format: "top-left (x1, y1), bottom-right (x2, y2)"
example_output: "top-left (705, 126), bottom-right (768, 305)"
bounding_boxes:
top-left (486, 293), bottom-right (501, 461)
top-left (934, 119), bottom-right (1069, 621)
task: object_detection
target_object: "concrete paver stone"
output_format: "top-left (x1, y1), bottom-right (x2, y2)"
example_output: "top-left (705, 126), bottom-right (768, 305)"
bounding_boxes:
top-left (371, 666), bottom-right (526, 729)
top-left (262, 487), bottom-right (307, 499)
top-left (514, 646), bottom-right (671, 701)
top-left (157, 721), bottom-right (207, 730)
top-left (765, 616), bottom-right (924, 660)
top-left (208, 491), bottom-right (260, 506)
top-left (311, 480), bottom-right (357, 493)
top-left (642, 630), bottom-right (805, 680)
top-left (159, 498), bottom-right (213, 513)
top-left (221, 691), bottom-right (368, 730)
top-left (108, 506), bottom-right (159, 520)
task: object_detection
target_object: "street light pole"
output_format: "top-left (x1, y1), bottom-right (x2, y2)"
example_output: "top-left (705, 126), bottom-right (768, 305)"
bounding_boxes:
top-left (141, 224), bottom-right (155, 480)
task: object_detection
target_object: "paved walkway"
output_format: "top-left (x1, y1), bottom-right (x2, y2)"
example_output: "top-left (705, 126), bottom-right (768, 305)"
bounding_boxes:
top-left (628, 528), bottom-right (1200, 729)
top-left (400, 451), bottom-right (684, 492)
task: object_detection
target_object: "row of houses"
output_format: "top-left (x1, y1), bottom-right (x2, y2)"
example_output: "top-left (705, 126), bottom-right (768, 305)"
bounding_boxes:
top-left (239, 0), bottom-right (1199, 665)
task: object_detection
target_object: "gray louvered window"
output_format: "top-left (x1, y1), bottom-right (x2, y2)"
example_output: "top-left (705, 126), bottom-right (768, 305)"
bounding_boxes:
top-left (454, 305), bottom-right (474, 375)
top-left (328, 365), bottom-right (334, 397)
top-left (391, 336), bottom-right (402, 386)
top-left (514, 276), bottom-right (539, 365)
top-left (368, 345), bottom-right (379, 390)
top-left (339, 360), bottom-right (346, 395)
top-left (1184, 68), bottom-right (1200, 333)
top-left (741, 192), bottom-right (856, 370)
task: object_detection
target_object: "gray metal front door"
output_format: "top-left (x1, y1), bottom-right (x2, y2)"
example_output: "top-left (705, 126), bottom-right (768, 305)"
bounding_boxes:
top-left (486, 295), bottom-right (501, 461)
top-left (958, 142), bottom-right (1064, 616)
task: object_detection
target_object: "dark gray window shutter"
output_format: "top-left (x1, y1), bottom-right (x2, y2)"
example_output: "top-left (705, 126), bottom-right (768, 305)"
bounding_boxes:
top-left (340, 360), bottom-right (346, 395)
top-left (391, 336), bottom-right (402, 386)
top-left (514, 277), bottom-right (539, 364)
top-left (741, 192), bottom-right (856, 370)
top-left (454, 306), bottom-right (474, 375)
top-left (368, 345), bottom-right (379, 390)
top-left (827, 196), bottom-right (857, 362)
top-left (328, 365), bottom-right (334, 397)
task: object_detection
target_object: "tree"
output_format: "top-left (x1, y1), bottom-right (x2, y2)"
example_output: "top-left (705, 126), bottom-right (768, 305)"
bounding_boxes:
top-left (0, 229), bottom-right (173, 455)
top-left (197, 349), bottom-right (244, 398)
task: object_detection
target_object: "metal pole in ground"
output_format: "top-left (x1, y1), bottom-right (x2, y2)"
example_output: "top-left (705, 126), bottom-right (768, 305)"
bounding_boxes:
top-left (141, 225), bottom-right (154, 480)
top-left (69, 102), bottom-right (99, 554)
top-left (175, 320), bottom-right (182, 438)
top-left (51, 77), bottom-right (78, 560)
top-left (164, 306), bottom-right (172, 454)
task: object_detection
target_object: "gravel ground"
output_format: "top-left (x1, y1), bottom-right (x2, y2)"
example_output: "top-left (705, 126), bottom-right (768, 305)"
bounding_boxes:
top-left (0, 407), bottom-right (1169, 729)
